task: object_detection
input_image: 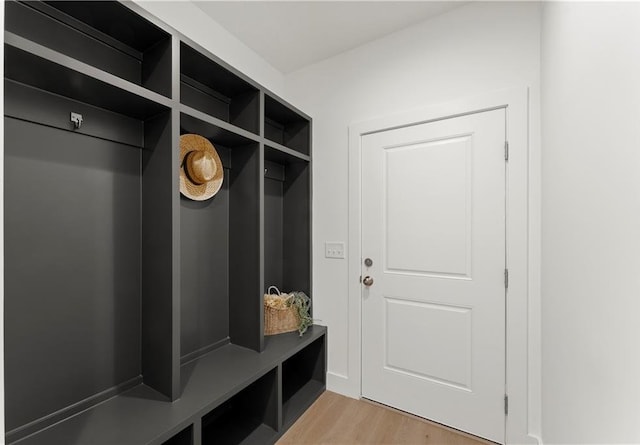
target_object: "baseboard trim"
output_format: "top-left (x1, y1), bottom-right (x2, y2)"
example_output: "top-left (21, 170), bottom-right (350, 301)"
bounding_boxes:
top-left (527, 433), bottom-right (544, 445)
top-left (327, 371), bottom-right (359, 399)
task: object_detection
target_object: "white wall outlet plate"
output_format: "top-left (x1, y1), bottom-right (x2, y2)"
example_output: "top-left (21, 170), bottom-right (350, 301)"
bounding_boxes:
top-left (325, 242), bottom-right (345, 259)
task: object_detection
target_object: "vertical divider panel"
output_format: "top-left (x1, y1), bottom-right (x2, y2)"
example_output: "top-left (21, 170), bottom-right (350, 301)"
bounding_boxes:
top-left (170, 34), bottom-right (182, 400)
top-left (259, 142), bottom-right (266, 350)
top-left (259, 92), bottom-right (265, 137)
top-left (257, 92), bottom-right (266, 353)
top-left (142, 109), bottom-right (180, 400)
top-left (229, 143), bottom-right (263, 352)
top-left (308, 119), bottom-right (314, 305)
top-left (258, 92), bottom-right (267, 352)
top-left (140, 35), bottom-right (181, 401)
top-left (277, 363), bottom-right (284, 432)
top-left (265, 368), bottom-right (280, 433)
top-left (193, 420), bottom-right (202, 445)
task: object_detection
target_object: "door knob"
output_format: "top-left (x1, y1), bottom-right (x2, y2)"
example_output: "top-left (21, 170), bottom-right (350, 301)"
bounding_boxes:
top-left (362, 276), bottom-right (374, 286)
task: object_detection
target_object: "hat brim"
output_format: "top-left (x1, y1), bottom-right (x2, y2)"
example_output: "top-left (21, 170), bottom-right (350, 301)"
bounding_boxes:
top-left (179, 134), bottom-right (224, 201)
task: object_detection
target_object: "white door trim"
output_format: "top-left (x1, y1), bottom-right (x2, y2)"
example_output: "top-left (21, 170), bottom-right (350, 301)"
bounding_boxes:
top-left (344, 87), bottom-right (541, 444)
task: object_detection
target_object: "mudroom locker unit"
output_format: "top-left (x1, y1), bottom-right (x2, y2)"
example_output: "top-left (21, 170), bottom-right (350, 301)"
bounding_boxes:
top-left (3, 1), bottom-right (325, 444)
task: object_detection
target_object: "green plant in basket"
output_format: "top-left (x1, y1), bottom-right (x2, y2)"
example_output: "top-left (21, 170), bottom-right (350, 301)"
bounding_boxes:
top-left (287, 291), bottom-right (313, 336)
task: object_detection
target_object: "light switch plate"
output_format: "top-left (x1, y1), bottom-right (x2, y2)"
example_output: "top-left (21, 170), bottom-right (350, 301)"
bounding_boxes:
top-left (325, 242), bottom-right (345, 259)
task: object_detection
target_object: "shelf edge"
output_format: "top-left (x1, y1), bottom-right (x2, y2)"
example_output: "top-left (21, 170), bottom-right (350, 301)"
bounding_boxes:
top-left (179, 103), bottom-right (262, 143)
top-left (264, 141), bottom-right (311, 162)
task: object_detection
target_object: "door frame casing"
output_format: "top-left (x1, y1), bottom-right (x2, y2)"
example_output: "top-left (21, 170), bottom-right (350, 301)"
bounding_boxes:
top-left (341, 87), bottom-right (541, 444)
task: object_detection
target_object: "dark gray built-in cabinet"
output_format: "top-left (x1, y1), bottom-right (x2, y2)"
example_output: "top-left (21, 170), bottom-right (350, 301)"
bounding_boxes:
top-left (3, 1), bottom-right (324, 444)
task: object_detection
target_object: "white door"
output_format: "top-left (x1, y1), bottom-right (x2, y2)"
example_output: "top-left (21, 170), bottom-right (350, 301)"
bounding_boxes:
top-left (361, 109), bottom-right (506, 443)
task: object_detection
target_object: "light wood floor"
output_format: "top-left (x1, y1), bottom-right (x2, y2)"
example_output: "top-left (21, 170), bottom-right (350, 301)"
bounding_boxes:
top-left (277, 391), bottom-right (495, 445)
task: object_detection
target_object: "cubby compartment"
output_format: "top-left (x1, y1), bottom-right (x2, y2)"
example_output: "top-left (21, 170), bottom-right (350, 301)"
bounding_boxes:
top-left (264, 95), bottom-right (310, 156)
top-left (264, 146), bottom-right (311, 296)
top-left (281, 336), bottom-right (326, 428)
top-left (4, 79), bottom-right (174, 442)
top-left (161, 425), bottom-right (193, 445)
top-left (181, 43), bottom-right (260, 135)
top-left (201, 369), bottom-right (278, 445)
top-left (5, 1), bottom-right (172, 98)
top-left (180, 112), bottom-right (263, 363)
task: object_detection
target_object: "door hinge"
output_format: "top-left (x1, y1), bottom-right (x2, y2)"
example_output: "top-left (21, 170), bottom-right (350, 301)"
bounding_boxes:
top-left (504, 394), bottom-right (509, 415)
top-left (359, 275), bottom-right (362, 283)
top-left (504, 268), bottom-right (509, 289)
top-left (504, 141), bottom-right (509, 161)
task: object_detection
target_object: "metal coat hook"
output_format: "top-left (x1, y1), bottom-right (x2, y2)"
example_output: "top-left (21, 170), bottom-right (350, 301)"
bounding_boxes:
top-left (70, 112), bottom-right (83, 129)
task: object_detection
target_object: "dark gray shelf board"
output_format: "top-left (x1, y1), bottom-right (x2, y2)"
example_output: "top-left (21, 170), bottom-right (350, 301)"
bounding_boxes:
top-left (4, 31), bottom-right (173, 118)
top-left (282, 379), bottom-right (325, 430)
top-left (180, 104), bottom-right (261, 144)
top-left (264, 142), bottom-right (311, 163)
top-left (11, 326), bottom-right (326, 445)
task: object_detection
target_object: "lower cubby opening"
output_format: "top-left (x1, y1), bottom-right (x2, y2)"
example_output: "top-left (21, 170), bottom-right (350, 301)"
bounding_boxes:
top-left (201, 369), bottom-right (278, 445)
top-left (282, 336), bottom-right (326, 427)
top-left (161, 425), bottom-right (193, 445)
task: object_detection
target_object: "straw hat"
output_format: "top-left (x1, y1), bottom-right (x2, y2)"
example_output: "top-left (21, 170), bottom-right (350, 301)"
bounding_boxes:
top-left (179, 134), bottom-right (223, 201)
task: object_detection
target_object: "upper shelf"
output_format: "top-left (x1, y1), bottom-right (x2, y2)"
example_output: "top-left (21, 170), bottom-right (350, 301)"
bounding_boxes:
top-left (180, 110), bottom-right (260, 150)
top-left (4, 32), bottom-right (171, 121)
top-left (180, 42), bottom-right (260, 136)
top-left (265, 143), bottom-right (311, 164)
top-left (5, 1), bottom-right (172, 98)
top-left (264, 94), bottom-right (311, 156)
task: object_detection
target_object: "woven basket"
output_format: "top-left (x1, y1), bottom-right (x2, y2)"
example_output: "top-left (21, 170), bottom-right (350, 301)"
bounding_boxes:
top-left (264, 286), bottom-right (300, 336)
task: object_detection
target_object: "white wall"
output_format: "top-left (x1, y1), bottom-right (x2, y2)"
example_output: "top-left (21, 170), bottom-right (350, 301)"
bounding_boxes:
top-left (134, 0), bottom-right (285, 96)
top-left (541, 3), bottom-right (640, 443)
top-left (284, 0), bottom-right (540, 411)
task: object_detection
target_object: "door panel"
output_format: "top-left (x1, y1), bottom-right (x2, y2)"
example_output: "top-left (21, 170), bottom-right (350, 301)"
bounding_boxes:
top-left (385, 298), bottom-right (472, 389)
top-left (361, 109), bottom-right (506, 443)
top-left (385, 135), bottom-right (471, 277)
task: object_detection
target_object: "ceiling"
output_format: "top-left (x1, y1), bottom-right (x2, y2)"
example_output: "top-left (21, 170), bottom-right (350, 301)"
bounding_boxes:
top-left (194, 1), bottom-right (464, 74)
